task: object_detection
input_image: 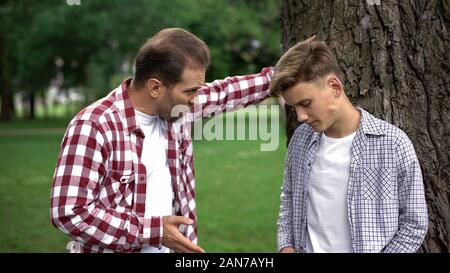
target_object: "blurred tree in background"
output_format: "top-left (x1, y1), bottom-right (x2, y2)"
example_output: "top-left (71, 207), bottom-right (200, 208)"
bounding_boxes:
top-left (0, 0), bottom-right (281, 121)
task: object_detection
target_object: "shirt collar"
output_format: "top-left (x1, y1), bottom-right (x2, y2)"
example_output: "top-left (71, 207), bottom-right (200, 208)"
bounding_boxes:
top-left (114, 77), bottom-right (140, 136)
top-left (356, 107), bottom-right (385, 136)
top-left (308, 107), bottom-right (385, 148)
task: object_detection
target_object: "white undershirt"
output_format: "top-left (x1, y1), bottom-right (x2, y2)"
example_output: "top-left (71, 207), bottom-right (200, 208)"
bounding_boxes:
top-left (306, 131), bottom-right (356, 253)
top-left (135, 110), bottom-right (173, 253)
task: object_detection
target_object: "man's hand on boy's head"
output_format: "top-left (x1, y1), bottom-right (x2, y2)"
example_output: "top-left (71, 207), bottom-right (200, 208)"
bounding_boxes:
top-left (306, 34), bottom-right (316, 43)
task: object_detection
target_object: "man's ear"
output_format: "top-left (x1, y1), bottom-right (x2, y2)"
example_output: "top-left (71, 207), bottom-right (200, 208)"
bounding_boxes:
top-left (328, 75), bottom-right (343, 98)
top-left (146, 78), bottom-right (163, 98)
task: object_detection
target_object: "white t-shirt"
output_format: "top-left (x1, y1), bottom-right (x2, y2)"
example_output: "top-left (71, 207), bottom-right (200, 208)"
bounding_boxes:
top-left (306, 131), bottom-right (356, 253)
top-left (135, 110), bottom-right (173, 253)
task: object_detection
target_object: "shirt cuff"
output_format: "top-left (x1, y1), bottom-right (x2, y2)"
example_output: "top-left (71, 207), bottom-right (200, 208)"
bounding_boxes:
top-left (278, 239), bottom-right (295, 252)
top-left (141, 216), bottom-right (163, 248)
top-left (262, 66), bottom-right (274, 79)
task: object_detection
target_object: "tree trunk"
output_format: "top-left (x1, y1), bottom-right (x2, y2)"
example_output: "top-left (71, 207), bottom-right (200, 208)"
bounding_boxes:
top-left (39, 89), bottom-right (49, 119)
top-left (281, 0), bottom-right (449, 252)
top-left (0, 35), bottom-right (14, 121)
top-left (28, 92), bottom-right (35, 120)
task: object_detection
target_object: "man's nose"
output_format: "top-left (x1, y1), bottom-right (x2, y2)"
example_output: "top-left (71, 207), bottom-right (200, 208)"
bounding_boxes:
top-left (188, 94), bottom-right (198, 106)
top-left (295, 107), bottom-right (308, 122)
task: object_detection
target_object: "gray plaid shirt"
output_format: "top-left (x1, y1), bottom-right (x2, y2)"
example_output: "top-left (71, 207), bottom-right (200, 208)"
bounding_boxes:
top-left (277, 108), bottom-right (428, 253)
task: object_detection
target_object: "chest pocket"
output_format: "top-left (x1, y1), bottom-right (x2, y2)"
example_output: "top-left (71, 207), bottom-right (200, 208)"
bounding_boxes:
top-left (102, 169), bottom-right (135, 207)
top-left (362, 167), bottom-right (394, 200)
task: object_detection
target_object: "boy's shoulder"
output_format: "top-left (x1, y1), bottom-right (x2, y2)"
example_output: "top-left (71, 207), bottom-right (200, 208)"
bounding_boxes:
top-left (288, 123), bottom-right (316, 150)
top-left (360, 109), bottom-right (414, 151)
top-left (362, 109), bottom-right (410, 140)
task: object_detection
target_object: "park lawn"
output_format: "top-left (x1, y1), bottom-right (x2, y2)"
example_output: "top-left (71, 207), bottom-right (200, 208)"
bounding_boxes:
top-left (0, 133), bottom-right (69, 252)
top-left (195, 136), bottom-right (286, 253)
top-left (0, 118), bottom-right (71, 130)
top-left (0, 114), bottom-right (287, 252)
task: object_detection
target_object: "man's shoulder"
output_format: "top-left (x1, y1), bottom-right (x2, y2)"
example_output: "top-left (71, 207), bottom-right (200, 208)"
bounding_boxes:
top-left (71, 92), bottom-right (119, 126)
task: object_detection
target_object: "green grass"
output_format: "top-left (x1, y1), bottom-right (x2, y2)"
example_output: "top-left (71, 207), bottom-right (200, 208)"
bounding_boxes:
top-left (0, 133), bottom-right (69, 252)
top-left (0, 113), bottom-right (287, 253)
top-left (0, 118), bottom-right (71, 130)
top-left (195, 137), bottom-right (286, 252)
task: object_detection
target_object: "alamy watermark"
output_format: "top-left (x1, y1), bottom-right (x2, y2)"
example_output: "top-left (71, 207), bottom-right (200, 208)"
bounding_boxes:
top-left (170, 104), bottom-right (281, 152)
top-left (66, 0), bottom-right (81, 6)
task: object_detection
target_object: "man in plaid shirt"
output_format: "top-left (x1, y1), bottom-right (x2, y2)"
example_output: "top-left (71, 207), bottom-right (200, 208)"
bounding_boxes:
top-left (50, 28), bottom-right (273, 253)
top-left (271, 39), bottom-right (428, 253)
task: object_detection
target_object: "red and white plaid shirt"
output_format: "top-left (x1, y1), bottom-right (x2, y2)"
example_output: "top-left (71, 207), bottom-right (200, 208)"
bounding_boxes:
top-left (51, 67), bottom-right (273, 252)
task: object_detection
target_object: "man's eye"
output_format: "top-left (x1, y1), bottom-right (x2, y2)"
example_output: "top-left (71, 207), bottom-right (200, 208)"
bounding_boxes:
top-left (301, 101), bottom-right (311, 107)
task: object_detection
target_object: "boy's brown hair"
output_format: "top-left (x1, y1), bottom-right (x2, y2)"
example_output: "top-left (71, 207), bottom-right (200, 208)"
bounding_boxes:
top-left (270, 40), bottom-right (341, 96)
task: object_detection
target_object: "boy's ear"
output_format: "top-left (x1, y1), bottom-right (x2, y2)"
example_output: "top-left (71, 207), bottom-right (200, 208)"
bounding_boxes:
top-left (328, 75), bottom-right (343, 97)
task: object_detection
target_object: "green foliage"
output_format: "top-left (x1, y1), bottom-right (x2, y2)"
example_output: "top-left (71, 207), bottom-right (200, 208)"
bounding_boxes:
top-left (1, 0), bottom-right (281, 106)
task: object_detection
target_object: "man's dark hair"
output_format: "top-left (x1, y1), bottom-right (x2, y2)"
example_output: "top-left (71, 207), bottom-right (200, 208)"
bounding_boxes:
top-left (133, 28), bottom-right (210, 88)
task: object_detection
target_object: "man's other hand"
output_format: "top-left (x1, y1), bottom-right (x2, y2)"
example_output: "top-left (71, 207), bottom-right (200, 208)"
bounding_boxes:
top-left (162, 215), bottom-right (205, 253)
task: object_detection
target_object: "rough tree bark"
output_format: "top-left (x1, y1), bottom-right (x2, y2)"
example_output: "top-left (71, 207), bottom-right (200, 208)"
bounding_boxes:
top-left (281, 0), bottom-right (449, 252)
